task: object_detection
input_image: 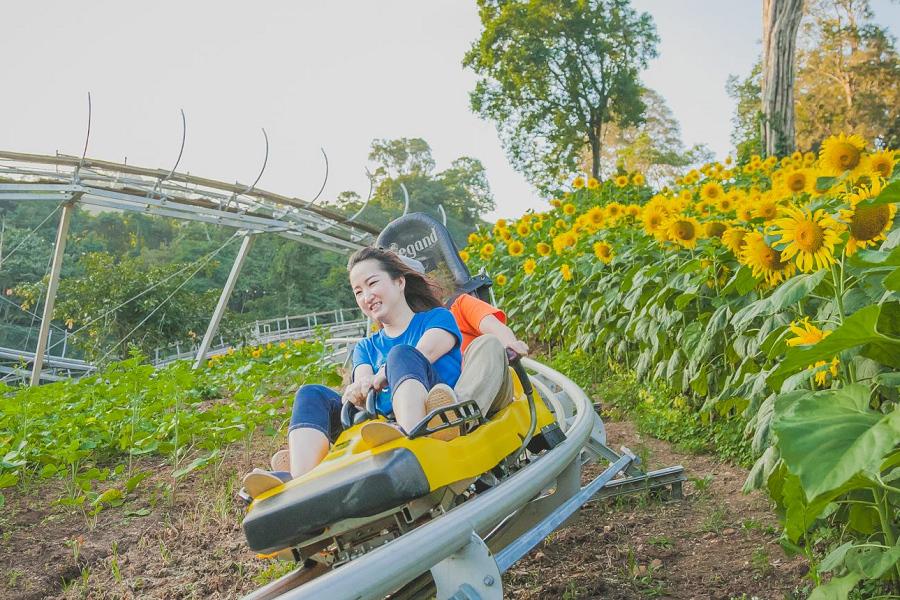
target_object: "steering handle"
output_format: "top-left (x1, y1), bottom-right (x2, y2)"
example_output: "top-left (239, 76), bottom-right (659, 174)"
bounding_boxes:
top-left (340, 388), bottom-right (378, 429)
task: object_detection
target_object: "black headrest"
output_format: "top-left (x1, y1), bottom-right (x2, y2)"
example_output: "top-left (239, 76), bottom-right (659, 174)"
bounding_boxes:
top-left (376, 212), bottom-right (492, 300)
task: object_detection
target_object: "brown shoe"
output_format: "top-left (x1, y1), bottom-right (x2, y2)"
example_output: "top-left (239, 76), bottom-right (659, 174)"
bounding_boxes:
top-left (360, 421), bottom-right (406, 447)
top-left (425, 384), bottom-right (460, 441)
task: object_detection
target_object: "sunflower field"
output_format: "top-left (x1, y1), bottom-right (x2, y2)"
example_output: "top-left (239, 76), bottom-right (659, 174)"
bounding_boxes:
top-left (464, 134), bottom-right (900, 596)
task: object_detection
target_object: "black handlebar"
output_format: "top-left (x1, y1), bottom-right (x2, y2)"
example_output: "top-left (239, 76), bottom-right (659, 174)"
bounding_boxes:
top-left (340, 388), bottom-right (378, 429)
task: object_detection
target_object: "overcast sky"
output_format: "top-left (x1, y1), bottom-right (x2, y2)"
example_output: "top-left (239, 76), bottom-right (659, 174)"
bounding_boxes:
top-left (2, 1), bottom-right (898, 220)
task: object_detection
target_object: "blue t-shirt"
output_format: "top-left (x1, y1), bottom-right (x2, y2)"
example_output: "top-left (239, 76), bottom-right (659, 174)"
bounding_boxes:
top-left (352, 308), bottom-right (462, 415)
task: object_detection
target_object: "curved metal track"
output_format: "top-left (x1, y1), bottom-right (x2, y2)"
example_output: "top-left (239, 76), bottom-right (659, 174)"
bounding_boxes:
top-left (0, 151), bottom-right (377, 253)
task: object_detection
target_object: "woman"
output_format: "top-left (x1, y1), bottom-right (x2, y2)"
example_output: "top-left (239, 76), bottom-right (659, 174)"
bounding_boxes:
top-left (243, 247), bottom-right (462, 497)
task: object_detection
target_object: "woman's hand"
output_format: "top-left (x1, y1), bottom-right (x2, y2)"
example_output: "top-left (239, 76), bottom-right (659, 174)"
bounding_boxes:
top-left (507, 339), bottom-right (529, 356)
top-left (342, 377), bottom-right (371, 408)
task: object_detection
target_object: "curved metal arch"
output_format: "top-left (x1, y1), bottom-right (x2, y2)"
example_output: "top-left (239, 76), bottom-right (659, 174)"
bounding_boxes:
top-left (438, 203), bottom-right (447, 226)
top-left (231, 127), bottom-right (269, 214)
top-left (347, 168), bottom-right (376, 223)
top-left (399, 182), bottom-right (410, 217)
top-left (156, 109), bottom-right (187, 190)
top-left (74, 92), bottom-right (92, 181)
top-left (306, 147), bottom-right (329, 206)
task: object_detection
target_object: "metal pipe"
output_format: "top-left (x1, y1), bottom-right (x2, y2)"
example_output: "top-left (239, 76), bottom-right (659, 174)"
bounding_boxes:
top-left (266, 357), bottom-right (594, 600)
top-left (30, 202), bottom-right (74, 386)
top-left (193, 234), bottom-right (255, 369)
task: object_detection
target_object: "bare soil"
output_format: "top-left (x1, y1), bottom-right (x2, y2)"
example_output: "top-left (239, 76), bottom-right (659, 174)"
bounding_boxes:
top-left (0, 418), bottom-right (808, 600)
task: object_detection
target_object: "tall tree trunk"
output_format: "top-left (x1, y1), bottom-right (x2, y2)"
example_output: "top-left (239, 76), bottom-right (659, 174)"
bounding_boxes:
top-left (761, 0), bottom-right (804, 156)
top-left (587, 126), bottom-right (601, 180)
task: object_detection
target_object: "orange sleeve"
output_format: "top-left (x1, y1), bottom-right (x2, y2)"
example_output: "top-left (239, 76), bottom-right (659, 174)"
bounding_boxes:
top-left (452, 294), bottom-right (506, 334)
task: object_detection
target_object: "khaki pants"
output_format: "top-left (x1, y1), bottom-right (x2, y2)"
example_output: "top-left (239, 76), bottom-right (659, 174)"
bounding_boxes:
top-left (454, 335), bottom-right (514, 418)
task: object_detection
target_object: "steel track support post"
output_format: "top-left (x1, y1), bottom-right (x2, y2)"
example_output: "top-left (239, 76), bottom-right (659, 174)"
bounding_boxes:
top-left (30, 202), bottom-right (74, 386)
top-left (430, 532), bottom-right (502, 600)
top-left (193, 233), bottom-right (255, 369)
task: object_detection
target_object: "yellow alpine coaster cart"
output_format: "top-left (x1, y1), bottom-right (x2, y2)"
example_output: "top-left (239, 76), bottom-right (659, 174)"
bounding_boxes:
top-left (241, 213), bottom-right (686, 600)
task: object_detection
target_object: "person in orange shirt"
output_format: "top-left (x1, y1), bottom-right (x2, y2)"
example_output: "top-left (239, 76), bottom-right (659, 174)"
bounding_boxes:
top-left (445, 289), bottom-right (529, 421)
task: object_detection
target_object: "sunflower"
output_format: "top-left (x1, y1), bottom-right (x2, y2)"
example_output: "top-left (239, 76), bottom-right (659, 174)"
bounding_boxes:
top-left (773, 207), bottom-right (843, 272)
top-left (718, 195), bottom-right (736, 213)
top-left (819, 132), bottom-right (867, 175)
top-left (495, 273), bottom-right (508, 286)
top-left (614, 174), bottom-right (629, 188)
top-left (866, 149), bottom-right (897, 179)
top-left (560, 264), bottom-right (573, 281)
top-left (700, 181), bottom-right (724, 202)
top-left (459, 250), bottom-right (470, 263)
top-left (508, 240), bottom-right (525, 257)
top-left (550, 198), bottom-right (562, 208)
top-left (704, 221), bottom-right (727, 239)
top-left (536, 242), bottom-right (551, 257)
top-left (495, 218), bottom-right (507, 230)
top-left (516, 222), bottom-right (531, 237)
top-left (740, 232), bottom-right (796, 286)
top-left (666, 216), bottom-right (702, 249)
top-left (632, 173), bottom-right (646, 186)
top-left (586, 206), bottom-right (605, 228)
top-left (587, 177), bottom-right (600, 190)
top-left (786, 317), bottom-right (831, 347)
top-left (533, 219), bottom-right (544, 230)
top-left (626, 204), bottom-right (641, 219)
top-left (593, 241), bottom-right (614, 264)
top-left (467, 232), bottom-right (480, 245)
top-left (573, 176), bottom-right (585, 189)
top-left (499, 229), bottom-right (512, 241)
top-left (563, 203), bottom-right (576, 215)
top-left (840, 179), bottom-right (897, 255)
top-left (642, 204), bottom-right (669, 238)
top-left (552, 231), bottom-right (578, 254)
top-left (783, 168), bottom-right (813, 195)
top-left (736, 203), bottom-right (756, 222)
top-left (523, 258), bottom-right (536, 275)
top-left (555, 219), bottom-right (567, 229)
top-left (722, 227), bottom-right (749, 256)
top-left (605, 202), bottom-right (625, 221)
top-left (480, 243), bottom-right (495, 257)
top-left (755, 197), bottom-right (780, 222)
top-left (812, 357), bottom-right (840, 387)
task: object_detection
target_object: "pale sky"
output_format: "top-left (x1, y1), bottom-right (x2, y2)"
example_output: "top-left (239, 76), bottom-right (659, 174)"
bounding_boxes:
top-left (2, 1), bottom-right (898, 220)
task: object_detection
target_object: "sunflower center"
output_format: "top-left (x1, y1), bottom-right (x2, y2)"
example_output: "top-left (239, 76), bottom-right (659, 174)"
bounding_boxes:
top-left (792, 220), bottom-right (825, 252)
top-left (787, 174), bottom-right (806, 192)
top-left (761, 246), bottom-right (789, 270)
top-left (834, 142), bottom-right (861, 170)
top-left (706, 222), bottom-right (727, 238)
top-left (850, 204), bottom-right (890, 241)
top-left (673, 221), bottom-right (696, 241)
top-left (649, 215), bottom-right (662, 227)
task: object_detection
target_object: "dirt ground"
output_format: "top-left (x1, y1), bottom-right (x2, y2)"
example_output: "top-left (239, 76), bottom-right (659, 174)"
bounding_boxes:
top-left (0, 417), bottom-right (808, 600)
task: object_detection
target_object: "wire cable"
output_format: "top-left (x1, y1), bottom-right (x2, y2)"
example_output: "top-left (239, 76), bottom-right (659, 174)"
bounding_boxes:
top-left (46, 233), bottom-right (240, 353)
top-left (87, 234), bottom-right (239, 368)
top-left (0, 204), bottom-right (62, 270)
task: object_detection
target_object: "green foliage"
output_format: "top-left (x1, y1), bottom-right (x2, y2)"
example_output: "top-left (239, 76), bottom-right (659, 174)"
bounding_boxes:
top-left (463, 0), bottom-right (659, 189)
top-left (0, 340), bottom-right (340, 508)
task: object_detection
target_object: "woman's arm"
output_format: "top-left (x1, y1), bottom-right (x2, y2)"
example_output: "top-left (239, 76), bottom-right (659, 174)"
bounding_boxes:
top-left (415, 328), bottom-right (457, 363)
top-left (478, 314), bottom-right (529, 355)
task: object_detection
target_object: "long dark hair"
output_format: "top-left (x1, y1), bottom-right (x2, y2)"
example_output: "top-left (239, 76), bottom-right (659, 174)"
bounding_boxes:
top-left (348, 247), bottom-right (444, 312)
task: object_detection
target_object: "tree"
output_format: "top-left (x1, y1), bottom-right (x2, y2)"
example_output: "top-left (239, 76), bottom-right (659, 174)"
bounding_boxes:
top-left (761, 0), bottom-right (804, 156)
top-left (729, 0), bottom-right (899, 156)
top-left (331, 138), bottom-right (495, 244)
top-left (463, 0), bottom-right (659, 191)
top-left (795, 0), bottom-right (900, 149)
top-left (585, 89), bottom-right (714, 185)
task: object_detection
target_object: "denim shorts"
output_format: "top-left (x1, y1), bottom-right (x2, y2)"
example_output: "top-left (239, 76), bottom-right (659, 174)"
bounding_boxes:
top-left (289, 344), bottom-right (443, 441)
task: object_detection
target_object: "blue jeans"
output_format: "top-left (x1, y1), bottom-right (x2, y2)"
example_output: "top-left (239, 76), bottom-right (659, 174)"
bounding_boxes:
top-left (289, 344), bottom-right (443, 441)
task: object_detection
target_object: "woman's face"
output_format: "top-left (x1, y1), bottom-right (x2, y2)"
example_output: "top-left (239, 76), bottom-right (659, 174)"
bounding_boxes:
top-left (349, 259), bottom-right (405, 322)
